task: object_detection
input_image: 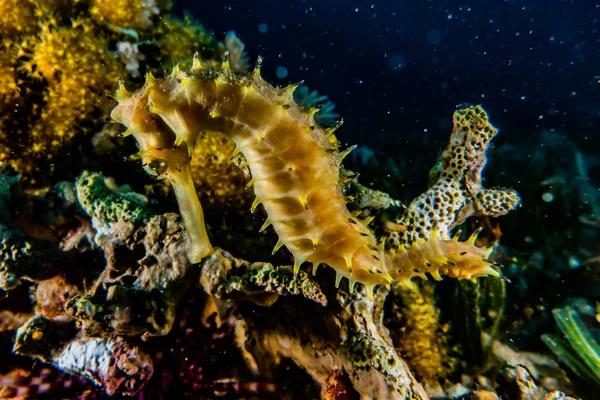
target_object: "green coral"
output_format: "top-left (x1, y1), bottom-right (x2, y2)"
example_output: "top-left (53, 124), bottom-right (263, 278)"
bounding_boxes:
top-left (212, 257), bottom-right (327, 306)
top-left (542, 306), bottom-right (600, 386)
top-left (75, 171), bottom-right (153, 230)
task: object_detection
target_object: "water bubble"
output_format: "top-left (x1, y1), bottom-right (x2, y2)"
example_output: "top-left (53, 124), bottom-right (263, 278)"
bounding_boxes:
top-left (426, 29), bottom-right (442, 44)
top-left (388, 54), bottom-right (406, 72)
top-left (258, 23), bottom-right (268, 33)
top-left (542, 192), bottom-right (554, 202)
top-left (275, 66), bottom-right (288, 79)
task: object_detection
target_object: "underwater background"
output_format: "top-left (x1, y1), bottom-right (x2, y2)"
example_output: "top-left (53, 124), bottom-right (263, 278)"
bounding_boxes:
top-left (0, 0), bottom-right (599, 399)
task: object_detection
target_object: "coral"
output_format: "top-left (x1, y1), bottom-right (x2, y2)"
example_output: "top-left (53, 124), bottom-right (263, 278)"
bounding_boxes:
top-left (111, 58), bottom-right (519, 294)
top-left (189, 130), bottom-right (253, 211)
top-left (75, 170), bottom-right (153, 232)
top-left (542, 305), bottom-right (600, 386)
top-left (388, 105), bottom-right (520, 244)
top-left (0, 0), bottom-right (37, 37)
top-left (200, 248), bottom-right (328, 307)
top-left (13, 316), bottom-right (153, 396)
top-left (0, 166), bottom-right (63, 291)
top-left (22, 19), bottom-right (122, 152)
top-left (498, 365), bottom-right (576, 400)
top-left (115, 41), bottom-right (146, 78)
top-left (0, 1), bottom-right (219, 186)
top-left (223, 31), bottom-right (250, 73)
top-left (385, 282), bottom-right (456, 383)
top-left (0, 13), bottom-right (124, 184)
top-left (69, 172), bottom-right (190, 336)
top-left (384, 105), bottom-right (521, 285)
top-left (0, 40), bottom-right (20, 107)
top-left (199, 250), bottom-right (428, 399)
top-left (33, 276), bottom-right (81, 318)
top-left (151, 14), bottom-right (217, 66)
top-left (88, 0), bottom-right (164, 31)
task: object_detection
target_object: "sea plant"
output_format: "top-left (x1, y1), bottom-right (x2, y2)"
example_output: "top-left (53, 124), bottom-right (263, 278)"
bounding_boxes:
top-left (542, 305), bottom-right (600, 386)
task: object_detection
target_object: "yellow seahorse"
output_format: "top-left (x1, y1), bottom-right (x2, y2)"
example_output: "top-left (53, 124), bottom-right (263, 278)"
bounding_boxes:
top-left (111, 54), bottom-right (520, 294)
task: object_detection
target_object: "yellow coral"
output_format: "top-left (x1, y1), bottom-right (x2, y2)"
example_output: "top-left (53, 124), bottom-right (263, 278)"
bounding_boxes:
top-left (0, 0), bottom-right (37, 37)
top-left (0, 16), bottom-right (124, 184)
top-left (387, 282), bottom-right (456, 382)
top-left (88, 0), bottom-right (165, 31)
top-left (0, 40), bottom-right (20, 105)
top-left (190, 131), bottom-right (253, 211)
top-left (151, 14), bottom-right (216, 65)
top-left (0, 0), bottom-right (65, 38)
top-left (0, 0), bottom-right (221, 186)
top-left (23, 19), bottom-right (122, 155)
top-left (23, 19), bottom-right (120, 84)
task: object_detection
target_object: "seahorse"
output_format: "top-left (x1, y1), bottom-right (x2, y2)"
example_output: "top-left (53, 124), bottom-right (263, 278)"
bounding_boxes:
top-left (111, 54), bottom-right (520, 294)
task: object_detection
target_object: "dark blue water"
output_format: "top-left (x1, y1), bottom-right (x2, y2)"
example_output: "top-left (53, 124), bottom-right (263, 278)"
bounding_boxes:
top-left (179, 0), bottom-right (599, 149)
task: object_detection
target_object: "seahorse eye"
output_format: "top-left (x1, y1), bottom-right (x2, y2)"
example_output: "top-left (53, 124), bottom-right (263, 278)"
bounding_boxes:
top-left (147, 159), bottom-right (168, 177)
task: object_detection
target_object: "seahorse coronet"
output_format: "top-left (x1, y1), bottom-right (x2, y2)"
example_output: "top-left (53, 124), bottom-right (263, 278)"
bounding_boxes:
top-left (111, 59), bottom-right (515, 291)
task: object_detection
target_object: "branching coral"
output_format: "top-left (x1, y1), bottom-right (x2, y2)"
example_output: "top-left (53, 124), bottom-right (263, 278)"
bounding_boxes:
top-left (384, 105), bottom-right (521, 285)
top-left (21, 19), bottom-right (122, 156)
top-left (111, 57), bottom-right (520, 294)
